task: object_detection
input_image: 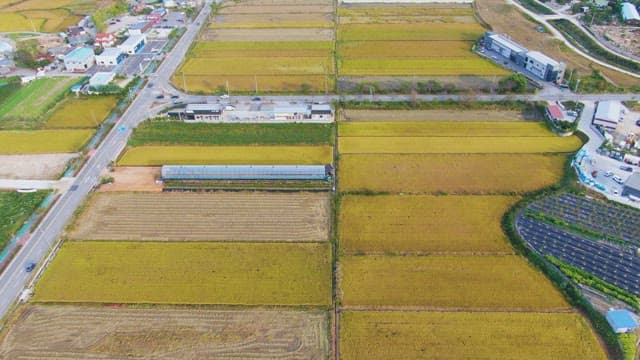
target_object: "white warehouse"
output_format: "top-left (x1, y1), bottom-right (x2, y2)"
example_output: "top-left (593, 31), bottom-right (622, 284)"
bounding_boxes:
top-left (63, 47), bottom-right (95, 72)
top-left (593, 101), bottom-right (622, 130)
top-left (95, 47), bottom-right (125, 66)
top-left (118, 34), bottom-right (146, 55)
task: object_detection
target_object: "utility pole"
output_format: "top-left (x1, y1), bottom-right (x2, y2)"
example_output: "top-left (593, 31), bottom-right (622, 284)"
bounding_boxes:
top-left (225, 80), bottom-right (229, 97)
top-left (254, 75), bottom-right (258, 95)
top-left (574, 78), bottom-right (581, 93)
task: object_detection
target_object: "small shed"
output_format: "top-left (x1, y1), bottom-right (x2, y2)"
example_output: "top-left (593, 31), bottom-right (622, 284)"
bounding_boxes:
top-left (606, 309), bottom-right (638, 333)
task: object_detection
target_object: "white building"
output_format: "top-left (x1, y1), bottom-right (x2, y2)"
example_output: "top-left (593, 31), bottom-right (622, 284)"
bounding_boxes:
top-left (622, 2), bottom-right (640, 24)
top-left (311, 104), bottom-right (333, 121)
top-left (89, 71), bottom-right (116, 87)
top-left (63, 47), bottom-right (95, 72)
top-left (184, 103), bottom-right (223, 121)
top-left (118, 34), bottom-right (146, 55)
top-left (524, 51), bottom-right (565, 82)
top-left (273, 105), bottom-right (310, 121)
top-left (485, 32), bottom-right (527, 60)
top-left (163, 0), bottom-right (177, 7)
top-left (593, 101), bottom-right (622, 129)
top-left (95, 47), bottom-right (125, 66)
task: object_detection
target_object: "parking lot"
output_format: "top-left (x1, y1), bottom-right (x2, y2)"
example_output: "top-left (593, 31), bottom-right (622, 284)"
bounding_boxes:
top-left (117, 40), bottom-right (166, 76)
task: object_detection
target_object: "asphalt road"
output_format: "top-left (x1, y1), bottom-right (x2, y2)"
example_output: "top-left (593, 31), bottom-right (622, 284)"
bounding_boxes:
top-left (0, 0), bottom-right (214, 322)
top-left (0, 0), bottom-right (638, 322)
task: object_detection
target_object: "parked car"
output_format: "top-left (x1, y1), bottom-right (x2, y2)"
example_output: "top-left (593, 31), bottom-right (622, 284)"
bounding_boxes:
top-left (636, 119), bottom-right (640, 126)
top-left (24, 262), bottom-right (36, 273)
top-left (620, 166), bottom-right (633, 172)
top-left (613, 175), bottom-right (624, 184)
top-left (220, 94), bottom-right (229, 99)
top-left (252, 97), bottom-right (261, 101)
top-left (155, 94), bottom-right (165, 99)
top-left (147, 83), bottom-right (154, 88)
top-left (604, 171), bottom-right (614, 177)
top-left (170, 94), bottom-right (179, 99)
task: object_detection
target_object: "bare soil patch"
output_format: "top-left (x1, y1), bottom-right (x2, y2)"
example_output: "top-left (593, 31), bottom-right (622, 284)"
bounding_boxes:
top-left (70, 192), bottom-right (331, 242)
top-left (341, 109), bottom-right (527, 122)
top-left (0, 153), bottom-right (76, 179)
top-left (592, 25), bottom-right (640, 58)
top-left (0, 305), bottom-right (328, 359)
top-left (203, 28), bottom-right (334, 41)
top-left (99, 166), bottom-right (162, 192)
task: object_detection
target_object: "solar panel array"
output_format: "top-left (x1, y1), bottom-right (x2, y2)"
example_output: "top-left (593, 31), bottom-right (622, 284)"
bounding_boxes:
top-left (517, 215), bottom-right (640, 295)
top-left (528, 193), bottom-right (640, 246)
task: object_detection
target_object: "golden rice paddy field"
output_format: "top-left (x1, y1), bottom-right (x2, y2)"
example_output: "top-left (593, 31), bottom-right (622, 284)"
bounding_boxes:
top-left (0, 0), bottom-right (103, 32)
top-left (70, 192), bottom-right (330, 242)
top-left (0, 130), bottom-right (92, 154)
top-left (338, 121), bottom-right (556, 136)
top-left (339, 255), bottom-right (568, 309)
top-left (34, 241), bottom-right (332, 306)
top-left (118, 145), bottom-right (333, 166)
top-left (45, 96), bottom-right (117, 128)
top-left (177, 0), bottom-right (334, 92)
top-left (340, 311), bottom-right (607, 360)
top-left (339, 195), bottom-right (517, 254)
top-left (338, 136), bottom-right (581, 154)
top-left (339, 153), bottom-right (567, 193)
top-left (341, 109), bottom-right (528, 122)
top-left (336, 5), bottom-right (507, 82)
top-left (1, 305), bottom-right (329, 359)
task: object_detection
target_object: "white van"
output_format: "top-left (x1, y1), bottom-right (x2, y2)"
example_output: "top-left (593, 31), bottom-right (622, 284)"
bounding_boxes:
top-left (612, 175), bottom-right (624, 184)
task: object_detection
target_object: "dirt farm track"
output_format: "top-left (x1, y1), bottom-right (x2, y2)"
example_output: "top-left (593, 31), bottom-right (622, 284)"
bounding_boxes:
top-left (69, 192), bottom-right (330, 242)
top-left (0, 305), bottom-right (328, 359)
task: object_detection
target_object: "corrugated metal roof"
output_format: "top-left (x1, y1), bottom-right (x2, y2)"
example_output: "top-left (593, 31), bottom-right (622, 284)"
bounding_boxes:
top-left (97, 47), bottom-right (122, 57)
top-left (185, 103), bottom-right (222, 112)
top-left (606, 310), bottom-right (638, 330)
top-left (547, 104), bottom-right (563, 120)
top-left (120, 34), bottom-right (145, 47)
top-left (622, 2), bottom-right (640, 21)
top-left (625, 172), bottom-right (640, 191)
top-left (64, 47), bottom-right (94, 62)
top-left (162, 165), bottom-right (329, 180)
top-left (595, 101), bottom-right (622, 122)
top-left (526, 51), bottom-right (559, 67)
top-left (489, 33), bottom-right (528, 53)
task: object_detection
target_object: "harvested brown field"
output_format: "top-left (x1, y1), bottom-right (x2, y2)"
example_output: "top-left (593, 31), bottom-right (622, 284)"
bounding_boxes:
top-left (0, 305), bottom-right (328, 359)
top-left (339, 154), bottom-right (567, 194)
top-left (212, 12), bottom-right (333, 28)
top-left (339, 195), bottom-right (517, 254)
top-left (70, 192), bottom-right (330, 242)
top-left (340, 109), bottom-right (528, 122)
top-left (98, 166), bottom-right (162, 192)
top-left (339, 255), bottom-right (569, 309)
top-left (0, 153), bottom-right (76, 179)
top-left (219, 4), bottom-right (333, 15)
top-left (203, 28), bottom-right (333, 41)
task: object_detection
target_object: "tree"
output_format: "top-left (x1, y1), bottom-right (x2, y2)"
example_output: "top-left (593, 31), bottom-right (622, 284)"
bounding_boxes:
top-left (13, 39), bottom-right (40, 69)
top-left (498, 74), bottom-right (527, 94)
